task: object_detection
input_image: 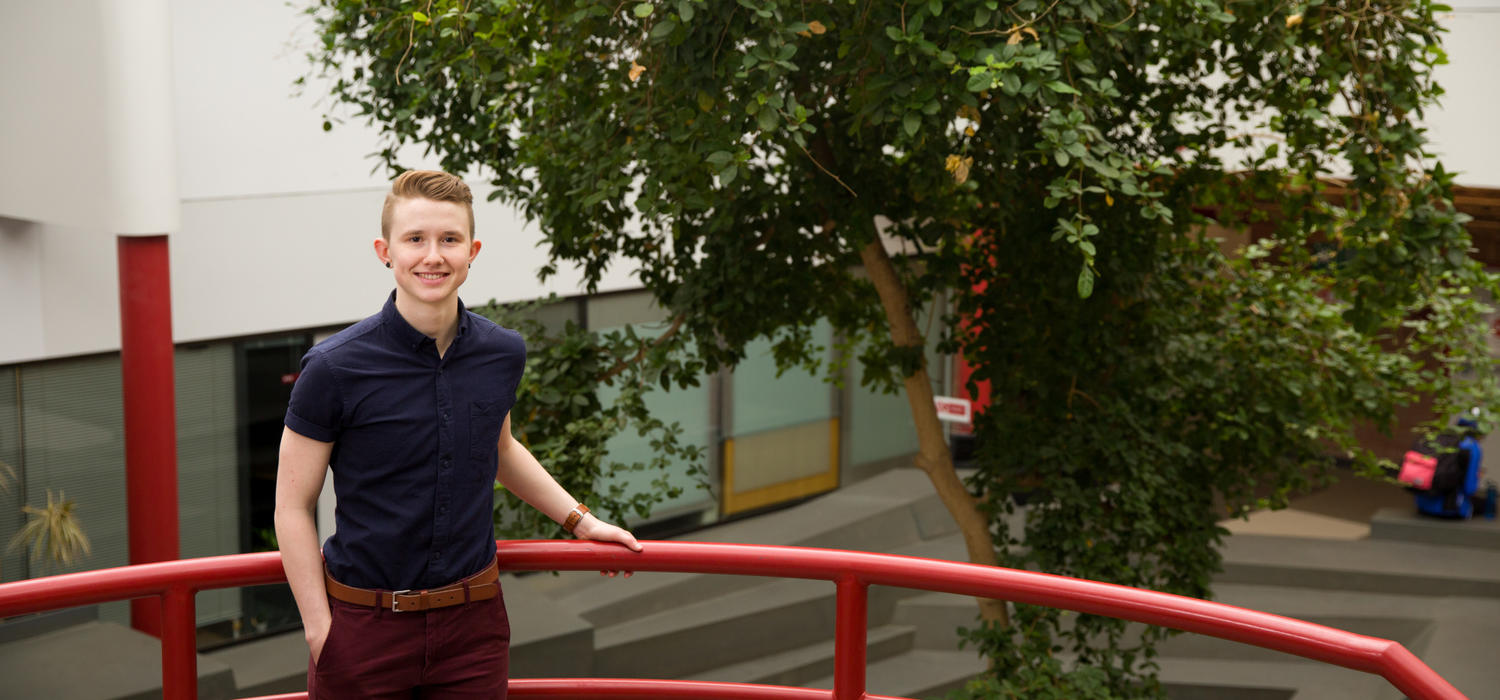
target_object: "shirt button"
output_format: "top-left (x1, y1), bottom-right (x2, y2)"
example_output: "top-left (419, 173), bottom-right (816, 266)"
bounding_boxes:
top-left (443, 411), bottom-right (450, 420)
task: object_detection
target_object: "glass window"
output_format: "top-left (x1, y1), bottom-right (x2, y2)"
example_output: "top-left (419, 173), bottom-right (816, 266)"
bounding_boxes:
top-left (723, 320), bottom-right (840, 514)
top-left (847, 298), bottom-right (948, 467)
top-left (18, 355), bottom-right (129, 625)
top-left (731, 320), bottom-right (836, 437)
top-left (175, 344), bottom-right (240, 626)
top-left (0, 367), bottom-right (24, 584)
top-left (589, 292), bottom-right (715, 525)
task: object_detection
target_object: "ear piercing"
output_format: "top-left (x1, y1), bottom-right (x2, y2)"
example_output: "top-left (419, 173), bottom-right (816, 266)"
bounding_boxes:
top-left (385, 261), bottom-right (392, 268)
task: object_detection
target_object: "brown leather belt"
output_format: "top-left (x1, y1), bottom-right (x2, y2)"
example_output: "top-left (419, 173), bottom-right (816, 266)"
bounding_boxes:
top-left (325, 558), bottom-right (500, 613)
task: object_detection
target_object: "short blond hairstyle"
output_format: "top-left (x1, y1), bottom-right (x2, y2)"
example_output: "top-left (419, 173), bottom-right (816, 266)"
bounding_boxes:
top-left (381, 169), bottom-right (475, 240)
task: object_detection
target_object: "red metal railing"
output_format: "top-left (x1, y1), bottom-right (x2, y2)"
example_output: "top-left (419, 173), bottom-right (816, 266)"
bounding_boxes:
top-left (0, 541), bottom-right (1465, 700)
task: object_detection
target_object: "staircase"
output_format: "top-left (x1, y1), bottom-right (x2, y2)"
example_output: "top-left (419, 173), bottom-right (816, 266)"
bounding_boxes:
top-left (516, 470), bottom-right (1500, 700)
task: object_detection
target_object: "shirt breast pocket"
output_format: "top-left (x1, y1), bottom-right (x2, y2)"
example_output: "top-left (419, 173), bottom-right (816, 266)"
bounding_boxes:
top-left (469, 400), bottom-right (505, 463)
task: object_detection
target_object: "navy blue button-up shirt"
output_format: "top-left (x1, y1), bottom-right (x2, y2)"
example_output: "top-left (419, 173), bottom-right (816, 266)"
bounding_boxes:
top-left (284, 291), bottom-right (526, 590)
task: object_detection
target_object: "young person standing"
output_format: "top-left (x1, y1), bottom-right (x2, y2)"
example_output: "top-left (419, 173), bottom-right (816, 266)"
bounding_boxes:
top-left (275, 170), bottom-right (641, 698)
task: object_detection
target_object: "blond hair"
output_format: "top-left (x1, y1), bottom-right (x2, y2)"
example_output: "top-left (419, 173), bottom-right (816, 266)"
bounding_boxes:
top-left (381, 170), bottom-right (475, 240)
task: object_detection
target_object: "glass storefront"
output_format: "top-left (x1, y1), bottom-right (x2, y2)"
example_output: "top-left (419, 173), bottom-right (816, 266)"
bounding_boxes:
top-left (0, 335), bottom-right (315, 647)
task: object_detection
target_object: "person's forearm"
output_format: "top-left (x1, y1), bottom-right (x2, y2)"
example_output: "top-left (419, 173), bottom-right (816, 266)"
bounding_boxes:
top-left (274, 506), bottom-right (330, 633)
top-left (495, 441), bottom-right (581, 526)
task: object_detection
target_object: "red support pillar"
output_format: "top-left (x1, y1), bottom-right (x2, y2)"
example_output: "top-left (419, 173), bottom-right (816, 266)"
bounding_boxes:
top-left (118, 234), bottom-right (179, 637)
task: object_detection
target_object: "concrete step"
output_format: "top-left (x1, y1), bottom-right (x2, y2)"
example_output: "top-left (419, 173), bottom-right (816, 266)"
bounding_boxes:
top-left (803, 648), bottom-right (987, 700)
top-left (0, 620), bottom-right (238, 700)
top-left (891, 592), bottom-right (980, 651)
top-left (681, 624), bottom-right (916, 687)
top-left (1157, 657), bottom-right (1390, 700)
top-left (805, 650), bottom-right (1397, 700)
top-left (590, 574), bottom-right (928, 679)
top-left (1369, 506), bottom-right (1500, 551)
top-left (1158, 583), bottom-right (1436, 664)
top-left (888, 581), bottom-right (1489, 698)
top-left (202, 629), bottom-right (308, 697)
top-left (525, 469), bottom-right (967, 629)
top-left (892, 585), bottom-right (1434, 665)
top-left (1217, 532), bottom-right (1500, 598)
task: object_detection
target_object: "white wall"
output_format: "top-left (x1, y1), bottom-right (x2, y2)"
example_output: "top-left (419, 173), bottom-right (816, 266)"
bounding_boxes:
top-left (171, 187), bottom-right (635, 344)
top-left (1428, 5), bottom-right (1500, 188)
top-left (0, 217), bottom-right (123, 363)
top-left (169, 0), bottom-right (401, 200)
top-left (0, 1), bottom-right (179, 234)
top-left (0, 219), bottom-right (47, 361)
top-left (0, 2), bottom-right (111, 230)
top-left (0, 0), bottom-right (635, 365)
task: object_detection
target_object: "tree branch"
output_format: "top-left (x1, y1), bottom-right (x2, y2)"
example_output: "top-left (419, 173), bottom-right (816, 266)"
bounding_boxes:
top-left (600, 313), bottom-right (688, 382)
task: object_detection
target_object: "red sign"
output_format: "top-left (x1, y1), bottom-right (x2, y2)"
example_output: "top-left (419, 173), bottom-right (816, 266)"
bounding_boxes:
top-left (933, 396), bottom-right (972, 424)
top-left (280, 372), bottom-right (300, 385)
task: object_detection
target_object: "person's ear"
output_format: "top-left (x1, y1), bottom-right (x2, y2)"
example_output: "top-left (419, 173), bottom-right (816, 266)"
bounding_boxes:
top-left (373, 237), bottom-right (391, 268)
top-left (469, 238), bottom-right (482, 265)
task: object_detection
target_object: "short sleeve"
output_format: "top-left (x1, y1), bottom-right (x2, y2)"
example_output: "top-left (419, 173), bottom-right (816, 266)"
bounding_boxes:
top-left (506, 330), bottom-right (527, 403)
top-left (284, 350), bottom-right (342, 443)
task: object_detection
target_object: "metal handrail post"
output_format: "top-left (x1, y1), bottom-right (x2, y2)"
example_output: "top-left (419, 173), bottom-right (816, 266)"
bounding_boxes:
top-left (833, 577), bottom-right (868, 700)
top-left (162, 586), bottom-right (198, 700)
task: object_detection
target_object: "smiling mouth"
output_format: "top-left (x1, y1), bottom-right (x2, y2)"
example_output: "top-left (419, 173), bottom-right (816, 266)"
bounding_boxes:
top-left (416, 272), bottom-right (448, 280)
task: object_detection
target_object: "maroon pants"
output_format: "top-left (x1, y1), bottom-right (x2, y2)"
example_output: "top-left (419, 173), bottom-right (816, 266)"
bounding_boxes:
top-left (307, 584), bottom-right (510, 699)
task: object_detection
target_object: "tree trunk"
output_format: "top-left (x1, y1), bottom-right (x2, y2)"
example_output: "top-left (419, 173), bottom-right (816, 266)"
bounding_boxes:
top-left (858, 237), bottom-right (1010, 627)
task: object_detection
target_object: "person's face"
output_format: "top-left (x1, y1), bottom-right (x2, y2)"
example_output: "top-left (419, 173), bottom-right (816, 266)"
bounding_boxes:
top-left (374, 197), bottom-right (480, 307)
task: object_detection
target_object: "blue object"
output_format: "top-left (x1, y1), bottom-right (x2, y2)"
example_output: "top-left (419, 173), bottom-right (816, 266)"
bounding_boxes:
top-left (1415, 416), bottom-right (1483, 519)
top-left (1485, 481), bottom-right (1498, 520)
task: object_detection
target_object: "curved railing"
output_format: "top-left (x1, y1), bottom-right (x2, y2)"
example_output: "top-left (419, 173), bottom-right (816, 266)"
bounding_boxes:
top-left (0, 541), bottom-right (1465, 700)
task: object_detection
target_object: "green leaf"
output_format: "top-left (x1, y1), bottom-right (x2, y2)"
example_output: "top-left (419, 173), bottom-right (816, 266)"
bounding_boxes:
top-left (928, 0), bottom-right (942, 15)
top-left (903, 113), bottom-right (921, 137)
top-left (705, 150), bottom-right (734, 167)
top-left (1046, 81), bottom-right (1080, 95)
top-left (677, 0), bottom-right (694, 22)
top-left (885, 26), bottom-right (904, 41)
top-left (412, 11), bottom-right (429, 23)
top-left (651, 18), bottom-right (678, 40)
top-left (718, 165), bottom-right (737, 185)
top-left (758, 108), bottom-right (780, 133)
top-left (634, 3), bottom-right (654, 18)
top-left (1077, 266), bottom-right (1095, 298)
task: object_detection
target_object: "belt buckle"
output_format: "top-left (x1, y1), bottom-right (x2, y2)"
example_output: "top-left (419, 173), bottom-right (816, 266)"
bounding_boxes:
top-left (390, 589), bottom-right (415, 612)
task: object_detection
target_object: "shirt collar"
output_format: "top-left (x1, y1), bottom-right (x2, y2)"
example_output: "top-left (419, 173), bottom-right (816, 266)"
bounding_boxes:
top-left (380, 291), bottom-right (471, 351)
